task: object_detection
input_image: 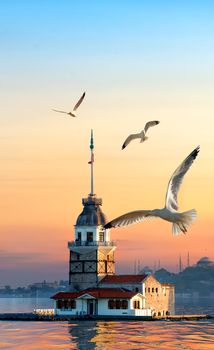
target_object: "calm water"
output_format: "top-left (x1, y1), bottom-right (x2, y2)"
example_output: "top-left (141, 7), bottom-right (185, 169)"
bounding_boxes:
top-left (0, 297), bottom-right (214, 349)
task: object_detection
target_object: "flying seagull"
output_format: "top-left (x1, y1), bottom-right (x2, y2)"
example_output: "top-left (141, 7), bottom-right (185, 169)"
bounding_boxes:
top-left (122, 120), bottom-right (160, 150)
top-left (52, 92), bottom-right (86, 117)
top-left (105, 146), bottom-right (200, 235)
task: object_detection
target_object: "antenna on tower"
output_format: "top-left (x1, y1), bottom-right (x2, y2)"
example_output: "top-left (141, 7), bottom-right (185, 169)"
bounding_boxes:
top-left (88, 129), bottom-right (94, 195)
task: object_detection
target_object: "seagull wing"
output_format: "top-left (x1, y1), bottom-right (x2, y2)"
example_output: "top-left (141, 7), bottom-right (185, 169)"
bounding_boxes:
top-left (104, 210), bottom-right (155, 228)
top-left (73, 92), bottom-right (86, 111)
top-left (165, 146), bottom-right (200, 211)
top-left (52, 109), bottom-right (68, 114)
top-left (122, 133), bottom-right (141, 149)
top-left (144, 120), bottom-right (160, 134)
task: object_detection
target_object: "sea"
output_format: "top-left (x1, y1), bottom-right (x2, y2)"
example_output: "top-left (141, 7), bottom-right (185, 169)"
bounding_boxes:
top-left (0, 296), bottom-right (213, 349)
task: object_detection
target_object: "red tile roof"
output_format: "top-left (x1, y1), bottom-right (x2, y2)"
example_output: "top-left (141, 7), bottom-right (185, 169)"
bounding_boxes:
top-left (100, 274), bottom-right (148, 284)
top-left (52, 288), bottom-right (143, 300)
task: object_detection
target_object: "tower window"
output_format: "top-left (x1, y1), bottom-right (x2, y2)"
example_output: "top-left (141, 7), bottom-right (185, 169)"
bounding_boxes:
top-left (99, 231), bottom-right (104, 242)
top-left (87, 232), bottom-right (93, 242)
top-left (77, 232), bottom-right (81, 241)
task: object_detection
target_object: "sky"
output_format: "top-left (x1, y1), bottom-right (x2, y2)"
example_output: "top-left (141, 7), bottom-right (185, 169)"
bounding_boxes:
top-left (0, 0), bottom-right (214, 286)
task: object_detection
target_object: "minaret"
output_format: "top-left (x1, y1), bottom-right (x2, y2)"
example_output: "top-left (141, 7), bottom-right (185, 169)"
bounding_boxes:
top-left (68, 130), bottom-right (116, 291)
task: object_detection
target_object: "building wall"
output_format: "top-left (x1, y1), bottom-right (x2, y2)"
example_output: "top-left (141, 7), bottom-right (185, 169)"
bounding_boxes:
top-left (54, 299), bottom-right (87, 316)
top-left (69, 249), bottom-right (98, 291)
top-left (54, 297), bottom-right (151, 317)
top-left (99, 276), bottom-right (175, 316)
top-left (74, 225), bottom-right (110, 243)
top-left (144, 275), bottom-right (175, 316)
top-left (97, 248), bottom-right (115, 276)
top-left (69, 246), bottom-right (115, 291)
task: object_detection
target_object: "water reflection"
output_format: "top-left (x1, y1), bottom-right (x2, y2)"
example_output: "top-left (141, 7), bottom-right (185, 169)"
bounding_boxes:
top-left (68, 320), bottom-right (214, 350)
top-left (0, 320), bottom-right (214, 350)
top-left (68, 321), bottom-right (98, 350)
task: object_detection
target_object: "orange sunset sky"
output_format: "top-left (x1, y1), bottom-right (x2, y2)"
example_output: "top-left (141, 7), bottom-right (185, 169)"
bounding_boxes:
top-left (0, 1), bottom-right (214, 286)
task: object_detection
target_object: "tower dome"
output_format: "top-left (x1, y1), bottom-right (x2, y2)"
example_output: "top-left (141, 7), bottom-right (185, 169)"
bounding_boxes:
top-left (76, 195), bottom-right (107, 226)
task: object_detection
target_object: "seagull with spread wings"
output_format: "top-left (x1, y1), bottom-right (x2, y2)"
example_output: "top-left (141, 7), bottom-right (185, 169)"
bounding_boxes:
top-left (52, 92), bottom-right (86, 117)
top-left (105, 146), bottom-right (200, 235)
top-left (122, 120), bottom-right (160, 150)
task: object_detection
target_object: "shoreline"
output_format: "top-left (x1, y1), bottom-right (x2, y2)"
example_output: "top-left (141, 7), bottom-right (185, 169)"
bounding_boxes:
top-left (0, 313), bottom-right (213, 322)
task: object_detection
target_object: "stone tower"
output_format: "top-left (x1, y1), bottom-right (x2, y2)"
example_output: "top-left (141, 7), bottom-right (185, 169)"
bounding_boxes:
top-left (68, 131), bottom-right (116, 291)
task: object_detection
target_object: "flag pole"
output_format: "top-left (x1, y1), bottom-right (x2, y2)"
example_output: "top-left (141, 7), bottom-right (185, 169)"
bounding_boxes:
top-left (89, 129), bottom-right (94, 195)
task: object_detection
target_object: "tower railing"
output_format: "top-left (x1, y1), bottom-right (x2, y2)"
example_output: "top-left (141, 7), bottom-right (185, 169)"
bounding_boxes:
top-left (68, 240), bottom-right (116, 248)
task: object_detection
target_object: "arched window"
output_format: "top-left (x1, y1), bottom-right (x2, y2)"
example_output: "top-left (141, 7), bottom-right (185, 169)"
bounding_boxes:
top-left (133, 300), bottom-right (140, 309)
top-left (155, 288), bottom-right (158, 293)
top-left (87, 232), bottom-right (93, 242)
top-left (99, 231), bottom-right (104, 242)
top-left (152, 288), bottom-right (154, 293)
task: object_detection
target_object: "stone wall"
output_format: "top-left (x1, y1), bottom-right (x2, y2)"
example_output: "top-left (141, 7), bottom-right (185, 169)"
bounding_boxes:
top-left (144, 275), bottom-right (175, 316)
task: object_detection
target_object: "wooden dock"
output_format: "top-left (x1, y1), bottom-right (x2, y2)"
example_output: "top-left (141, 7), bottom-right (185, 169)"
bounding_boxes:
top-left (0, 313), bottom-right (212, 321)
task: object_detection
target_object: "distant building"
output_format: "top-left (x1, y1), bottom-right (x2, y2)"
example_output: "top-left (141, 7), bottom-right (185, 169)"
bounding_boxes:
top-left (52, 131), bottom-right (174, 317)
top-left (196, 256), bottom-right (214, 268)
top-left (29, 280), bottom-right (58, 290)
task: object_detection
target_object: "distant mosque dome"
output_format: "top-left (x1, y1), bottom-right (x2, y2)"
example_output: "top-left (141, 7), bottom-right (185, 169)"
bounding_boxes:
top-left (138, 266), bottom-right (153, 275)
top-left (196, 256), bottom-right (214, 267)
top-left (76, 195), bottom-right (107, 226)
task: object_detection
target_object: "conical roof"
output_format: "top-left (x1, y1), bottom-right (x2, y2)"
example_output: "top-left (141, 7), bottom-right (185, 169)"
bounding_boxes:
top-left (76, 195), bottom-right (107, 226)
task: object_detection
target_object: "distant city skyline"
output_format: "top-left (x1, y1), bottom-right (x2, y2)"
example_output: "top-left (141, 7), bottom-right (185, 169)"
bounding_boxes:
top-left (1, 0), bottom-right (214, 285)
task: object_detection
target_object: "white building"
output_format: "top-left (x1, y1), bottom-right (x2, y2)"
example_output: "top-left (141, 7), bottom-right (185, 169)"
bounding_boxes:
top-left (52, 288), bottom-right (152, 317)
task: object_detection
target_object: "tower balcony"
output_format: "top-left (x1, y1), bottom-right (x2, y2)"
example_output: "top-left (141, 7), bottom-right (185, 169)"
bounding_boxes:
top-left (68, 240), bottom-right (116, 248)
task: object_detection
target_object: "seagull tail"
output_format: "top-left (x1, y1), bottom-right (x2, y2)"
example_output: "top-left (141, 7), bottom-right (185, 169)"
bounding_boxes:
top-left (172, 209), bottom-right (197, 236)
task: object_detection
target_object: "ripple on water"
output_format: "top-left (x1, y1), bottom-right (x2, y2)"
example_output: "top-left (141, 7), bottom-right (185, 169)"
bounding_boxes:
top-left (0, 320), bottom-right (214, 350)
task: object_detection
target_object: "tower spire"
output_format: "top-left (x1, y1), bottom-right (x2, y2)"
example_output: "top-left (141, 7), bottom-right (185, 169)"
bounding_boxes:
top-left (88, 129), bottom-right (94, 195)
